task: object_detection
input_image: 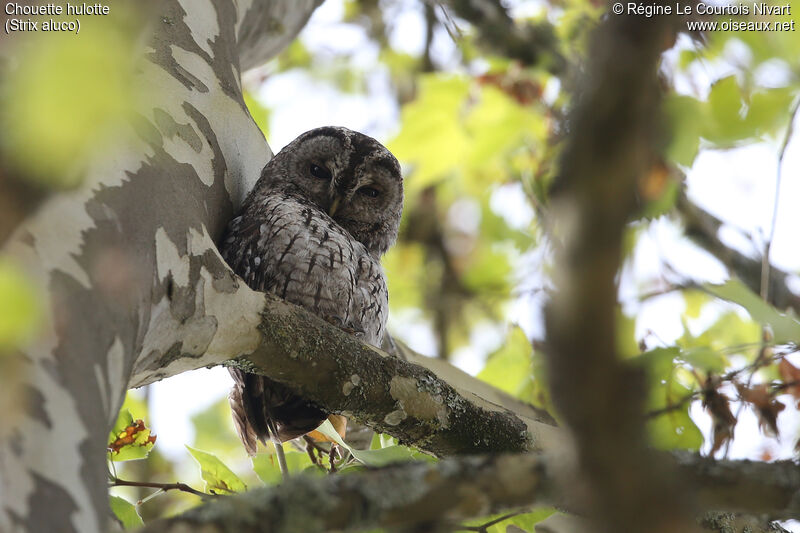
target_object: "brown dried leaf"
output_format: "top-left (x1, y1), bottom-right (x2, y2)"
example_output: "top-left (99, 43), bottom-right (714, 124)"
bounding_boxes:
top-left (779, 358), bottom-right (800, 400)
top-left (702, 378), bottom-right (736, 456)
top-left (736, 383), bottom-right (785, 437)
top-left (307, 414), bottom-right (347, 443)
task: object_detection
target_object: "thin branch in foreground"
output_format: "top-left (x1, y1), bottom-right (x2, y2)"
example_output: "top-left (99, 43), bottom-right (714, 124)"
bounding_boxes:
top-left (109, 477), bottom-right (211, 500)
top-left (543, 9), bottom-right (696, 532)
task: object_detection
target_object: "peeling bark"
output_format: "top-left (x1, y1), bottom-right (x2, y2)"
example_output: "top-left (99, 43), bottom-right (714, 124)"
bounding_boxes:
top-left (0, 2), bottom-right (319, 532)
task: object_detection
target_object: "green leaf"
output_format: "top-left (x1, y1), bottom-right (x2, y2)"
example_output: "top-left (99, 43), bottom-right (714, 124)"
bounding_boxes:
top-left (679, 310), bottom-right (760, 360)
top-left (704, 280), bottom-right (800, 344)
top-left (463, 508), bottom-right (556, 533)
top-left (186, 446), bottom-right (247, 494)
top-left (109, 495), bottom-right (143, 530)
top-left (251, 447), bottom-right (320, 484)
top-left (745, 88), bottom-right (796, 136)
top-left (511, 507), bottom-right (557, 530)
top-left (683, 290), bottom-right (710, 320)
top-left (478, 326), bottom-right (532, 397)
top-left (120, 391), bottom-right (149, 421)
top-left (315, 420), bottom-right (432, 466)
top-left (276, 39), bottom-right (313, 71)
top-left (680, 347), bottom-right (727, 373)
top-left (107, 409), bottom-right (156, 462)
top-left (663, 94), bottom-right (704, 166)
top-left (636, 348), bottom-right (703, 450)
top-left (462, 244), bottom-right (513, 295)
top-left (1, 18), bottom-right (140, 184)
top-left (390, 75), bottom-right (471, 190)
top-left (705, 75), bottom-right (754, 145)
top-left (191, 398), bottom-right (242, 454)
top-left (383, 243), bottom-right (426, 310)
top-left (0, 260), bottom-right (41, 351)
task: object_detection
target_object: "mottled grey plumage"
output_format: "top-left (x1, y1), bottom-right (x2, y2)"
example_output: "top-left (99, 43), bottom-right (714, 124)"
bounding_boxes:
top-left (221, 126), bottom-right (403, 454)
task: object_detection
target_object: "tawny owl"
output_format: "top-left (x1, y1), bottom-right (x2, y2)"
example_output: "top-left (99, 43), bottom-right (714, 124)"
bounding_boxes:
top-left (220, 126), bottom-right (403, 455)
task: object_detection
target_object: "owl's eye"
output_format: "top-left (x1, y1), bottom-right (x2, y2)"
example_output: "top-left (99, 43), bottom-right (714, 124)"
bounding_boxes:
top-left (357, 187), bottom-right (380, 198)
top-left (309, 164), bottom-right (332, 180)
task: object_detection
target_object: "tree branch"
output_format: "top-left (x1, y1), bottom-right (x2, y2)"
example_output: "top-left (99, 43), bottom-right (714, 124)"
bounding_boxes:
top-left (543, 11), bottom-right (697, 533)
top-left (110, 477), bottom-right (210, 500)
top-left (236, 0), bottom-right (323, 71)
top-left (139, 451), bottom-right (800, 533)
top-left (436, 0), bottom-right (566, 73)
top-left (676, 191), bottom-right (800, 315)
top-left (130, 247), bottom-right (558, 456)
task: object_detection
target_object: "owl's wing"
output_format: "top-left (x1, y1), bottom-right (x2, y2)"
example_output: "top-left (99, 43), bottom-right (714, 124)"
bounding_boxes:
top-left (221, 215), bottom-right (275, 292)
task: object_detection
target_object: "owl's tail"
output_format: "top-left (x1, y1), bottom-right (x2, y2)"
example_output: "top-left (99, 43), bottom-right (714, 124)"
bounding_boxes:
top-left (228, 373), bottom-right (260, 456)
top-left (228, 367), bottom-right (328, 478)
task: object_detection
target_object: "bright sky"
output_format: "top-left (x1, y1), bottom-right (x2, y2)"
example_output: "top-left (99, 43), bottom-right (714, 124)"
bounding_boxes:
top-left (147, 3), bottom-right (800, 527)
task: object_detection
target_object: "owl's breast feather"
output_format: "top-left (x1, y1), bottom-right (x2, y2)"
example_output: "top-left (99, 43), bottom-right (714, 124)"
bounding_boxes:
top-left (221, 191), bottom-right (388, 348)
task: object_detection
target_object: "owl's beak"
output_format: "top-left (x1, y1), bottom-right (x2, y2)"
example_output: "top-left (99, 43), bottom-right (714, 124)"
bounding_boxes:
top-left (328, 195), bottom-right (341, 217)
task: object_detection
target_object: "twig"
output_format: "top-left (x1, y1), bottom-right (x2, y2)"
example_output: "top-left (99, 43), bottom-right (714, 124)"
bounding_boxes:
top-left (458, 511), bottom-right (526, 532)
top-left (762, 97), bottom-right (800, 302)
top-left (109, 477), bottom-right (210, 499)
top-left (645, 346), bottom-right (800, 419)
top-left (646, 390), bottom-right (700, 418)
top-left (729, 98), bottom-right (800, 455)
top-left (435, 1), bottom-right (463, 42)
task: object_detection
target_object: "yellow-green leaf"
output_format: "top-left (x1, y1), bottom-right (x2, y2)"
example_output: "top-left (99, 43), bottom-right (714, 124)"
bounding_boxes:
top-left (109, 495), bottom-right (143, 530)
top-left (704, 280), bottom-right (800, 344)
top-left (186, 446), bottom-right (246, 494)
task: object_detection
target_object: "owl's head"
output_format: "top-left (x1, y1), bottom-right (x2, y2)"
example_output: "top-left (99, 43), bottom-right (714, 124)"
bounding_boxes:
top-left (260, 126), bottom-right (404, 256)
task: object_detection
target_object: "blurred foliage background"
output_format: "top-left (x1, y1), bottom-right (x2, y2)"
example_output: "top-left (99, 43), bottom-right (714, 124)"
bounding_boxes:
top-left (5, 0), bottom-right (800, 530)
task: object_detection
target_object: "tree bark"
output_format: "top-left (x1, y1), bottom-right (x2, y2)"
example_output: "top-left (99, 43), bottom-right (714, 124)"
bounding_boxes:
top-left (543, 12), bottom-right (698, 533)
top-left (138, 452), bottom-right (800, 533)
top-left (0, 2), bottom-right (319, 532)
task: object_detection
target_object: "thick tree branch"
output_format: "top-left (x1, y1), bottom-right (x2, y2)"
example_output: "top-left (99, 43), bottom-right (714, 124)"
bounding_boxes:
top-left (676, 191), bottom-right (800, 315)
top-left (139, 451), bottom-right (800, 533)
top-left (544, 12), bottom-right (697, 533)
top-left (236, 0), bottom-right (323, 71)
top-left (129, 247), bottom-right (558, 456)
top-left (143, 454), bottom-right (556, 533)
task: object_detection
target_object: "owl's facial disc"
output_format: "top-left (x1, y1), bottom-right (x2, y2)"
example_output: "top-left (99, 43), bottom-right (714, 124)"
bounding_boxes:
top-left (265, 126), bottom-right (403, 256)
